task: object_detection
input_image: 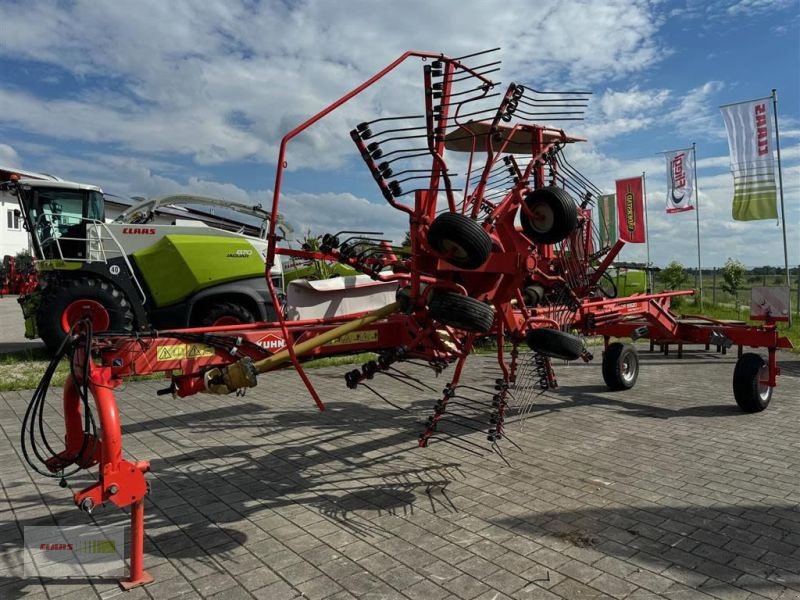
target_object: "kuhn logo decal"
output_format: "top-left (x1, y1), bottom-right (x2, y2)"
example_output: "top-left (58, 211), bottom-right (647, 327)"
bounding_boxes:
top-left (256, 333), bottom-right (284, 351)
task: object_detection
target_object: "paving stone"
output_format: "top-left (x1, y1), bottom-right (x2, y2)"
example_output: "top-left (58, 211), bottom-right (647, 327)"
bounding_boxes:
top-left (444, 573), bottom-right (492, 599)
top-left (0, 353), bottom-right (796, 600)
top-left (294, 574), bottom-right (344, 600)
top-left (588, 572), bottom-right (640, 599)
top-left (236, 565), bottom-right (281, 591)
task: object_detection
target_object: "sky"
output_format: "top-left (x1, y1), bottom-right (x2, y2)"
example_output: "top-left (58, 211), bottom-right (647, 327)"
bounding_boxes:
top-left (0, 0), bottom-right (798, 269)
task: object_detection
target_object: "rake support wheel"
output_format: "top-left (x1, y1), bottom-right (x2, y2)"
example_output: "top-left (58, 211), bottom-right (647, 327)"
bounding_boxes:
top-left (526, 328), bottom-right (584, 361)
top-left (602, 342), bottom-right (639, 390)
top-left (429, 292), bottom-right (495, 333)
top-left (732, 353), bottom-right (772, 413)
top-left (427, 212), bottom-right (492, 270)
top-left (521, 186), bottom-right (578, 245)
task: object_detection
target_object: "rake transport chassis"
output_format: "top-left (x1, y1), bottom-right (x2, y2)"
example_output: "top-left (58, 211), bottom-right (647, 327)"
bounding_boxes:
top-left (23, 50), bottom-right (791, 589)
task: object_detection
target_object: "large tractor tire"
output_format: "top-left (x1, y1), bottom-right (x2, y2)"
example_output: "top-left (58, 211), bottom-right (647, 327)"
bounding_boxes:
top-left (427, 212), bottom-right (492, 270)
top-left (37, 277), bottom-right (135, 354)
top-left (428, 292), bottom-right (495, 333)
top-left (732, 353), bottom-right (772, 413)
top-left (602, 342), bottom-right (639, 391)
top-left (520, 186), bottom-right (578, 244)
top-left (195, 301), bottom-right (256, 327)
top-left (526, 328), bottom-right (584, 361)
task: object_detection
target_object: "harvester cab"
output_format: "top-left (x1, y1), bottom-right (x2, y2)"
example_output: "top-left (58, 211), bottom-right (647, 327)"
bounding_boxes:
top-left (3, 178), bottom-right (287, 353)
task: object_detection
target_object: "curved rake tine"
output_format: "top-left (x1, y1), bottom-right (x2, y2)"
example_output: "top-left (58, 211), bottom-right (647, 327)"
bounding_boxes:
top-left (386, 367), bottom-right (439, 392)
top-left (492, 442), bottom-right (512, 467)
top-left (361, 383), bottom-right (409, 412)
top-left (428, 436), bottom-right (486, 457)
top-left (377, 370), bottom-right (427, 392)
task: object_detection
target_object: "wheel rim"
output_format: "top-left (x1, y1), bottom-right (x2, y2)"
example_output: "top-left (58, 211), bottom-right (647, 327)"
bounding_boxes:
top-left (756, 363), bottom-right (771, 401)
top-left (528, 202), bottom-right (555, 233)
top-left (61, 299), bottom-right (111, 332)
top-left (212, 315), bottom-right (242, 326)
top-left (439, 239), bottom-right (468, 260)
top-left (621, 353), bottom-right (637, 383)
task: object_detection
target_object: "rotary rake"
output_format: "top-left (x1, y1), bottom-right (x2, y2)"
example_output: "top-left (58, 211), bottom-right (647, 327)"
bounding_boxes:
top-left (22, 49), bottom-right (791, 588)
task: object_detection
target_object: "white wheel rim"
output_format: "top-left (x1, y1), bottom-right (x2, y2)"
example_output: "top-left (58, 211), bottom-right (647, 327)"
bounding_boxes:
top-left (529, 202), bottom-right (555, 233)
top-left (757, 363), bottom-right (771, 401)
top-left (621, 354), bottom-right (637, 383)
top-left (441, 239), bottom-right (468, 259)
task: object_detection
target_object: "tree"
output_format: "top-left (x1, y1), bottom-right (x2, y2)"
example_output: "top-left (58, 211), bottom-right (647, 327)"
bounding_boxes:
top-left (15, 249), bottom-right (33, 271)
top-left (661, 261), bottom-right (689, 290)
top-left (299, 232), bottom-right (336, 280)
top-left (721, 257), bottom-right (746, 305)
top-left (400, 231), bottom-right (412, 250)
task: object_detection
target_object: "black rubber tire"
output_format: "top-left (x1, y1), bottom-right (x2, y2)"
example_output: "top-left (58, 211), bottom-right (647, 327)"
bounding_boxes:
top-left (37, 276), bottom-right (135, 354)
top-left (602, 342), bottom-right (639, 390)
top-left (523, 284), bottom-right (545, 306)
top-left (427, 212), bottom-right (492, 270)
top-left (733, 353), bottom-right (772, 413)
top-left (526, 328), bottom-right (584, 361)
top-left (520, 186), bottom-right (578, 244)
top-left (428, 292), bottom-right (495, 333)
top-left (196, 301), bottom-right (256, 327)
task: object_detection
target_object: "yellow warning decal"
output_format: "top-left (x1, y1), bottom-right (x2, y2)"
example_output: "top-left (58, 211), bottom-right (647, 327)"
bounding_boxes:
top-left (156, 344), bottom-right (215, 361)
top-left (327, 330), bottom-right (378, 346)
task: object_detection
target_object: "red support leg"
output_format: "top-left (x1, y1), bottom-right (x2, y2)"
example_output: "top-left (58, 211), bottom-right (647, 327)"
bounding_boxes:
top-left (119, 499), bottom-right (153, 590)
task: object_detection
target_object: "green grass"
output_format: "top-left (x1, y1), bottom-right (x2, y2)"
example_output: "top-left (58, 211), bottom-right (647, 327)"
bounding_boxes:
top-left (0, 348), bottom-right (70, 392)
top-left (283, 263), bottom-right (358, 285)
top-left (0, 347), bottom-right (376, 392)
top-left (673, 297), bottom-right (799, 350)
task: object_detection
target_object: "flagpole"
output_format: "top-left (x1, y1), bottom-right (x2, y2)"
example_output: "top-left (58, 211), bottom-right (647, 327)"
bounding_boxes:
top-left (692, 142), bottom-right (703, 311)
top-left (772, 89), bottom-right (792, 325)
top-left (642, 171), bottom-right (652, 292)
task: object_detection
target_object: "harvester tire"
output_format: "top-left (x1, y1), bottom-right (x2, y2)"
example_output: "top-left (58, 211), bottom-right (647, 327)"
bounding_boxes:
top-left (602, 342), bottom-right (639, 390)
top-left (526, 328), bottom-right (584, 361)
top-left (732, 352), bottom-right (772, 413)
top-left (427, 212), bottom-right (492, 270)
top-left (429, 292), bottom-right (495, 333)
top-left (520, 186), bottom-right (578, 244)
top-left (37, 277), bottom-right (135, 354)
top-left (197, 302), bottom-right (256, 327)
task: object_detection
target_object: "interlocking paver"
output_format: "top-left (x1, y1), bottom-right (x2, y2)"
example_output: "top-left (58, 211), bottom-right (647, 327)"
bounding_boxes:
top-left (0, 350), bottom-right (797, 599)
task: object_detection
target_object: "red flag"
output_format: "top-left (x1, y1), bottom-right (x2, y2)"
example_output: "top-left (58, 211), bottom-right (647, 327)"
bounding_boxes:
top-left (615, 177), bottom-right (645, 243)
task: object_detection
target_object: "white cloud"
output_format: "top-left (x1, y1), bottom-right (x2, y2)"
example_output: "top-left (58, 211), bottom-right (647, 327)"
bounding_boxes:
top-left (0, 0), bottom-right (667, 168)
top-left (0, 0), bottom-right (797, 270)
top-left (0, 143), bottom-right (21, 168)
top-left (598, 87), bottom-right (671, 118)
top-left (726, 0), bottom-right (797, 16)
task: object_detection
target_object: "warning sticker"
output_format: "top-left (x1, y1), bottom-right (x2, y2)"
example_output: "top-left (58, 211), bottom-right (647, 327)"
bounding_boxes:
top-left (156, 344), bottom-right (215, 361)
top-left (327, 330), bottom-right (378, 346)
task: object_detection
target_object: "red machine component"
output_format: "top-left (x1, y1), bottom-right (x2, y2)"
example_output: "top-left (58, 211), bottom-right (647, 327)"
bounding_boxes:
top-left (0, 255), bottom-right (38, 296)
top-left (21, 49), bottom-right (792, 589)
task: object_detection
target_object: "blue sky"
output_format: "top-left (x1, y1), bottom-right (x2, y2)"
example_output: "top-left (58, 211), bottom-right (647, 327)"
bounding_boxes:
top-left (0, 0), bottom-right (798, 268)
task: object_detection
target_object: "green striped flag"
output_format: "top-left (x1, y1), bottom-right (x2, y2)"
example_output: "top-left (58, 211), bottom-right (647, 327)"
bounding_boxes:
top-left (598, 193), bottom-right (617, 247)
top-left (720, 98), bottom-right (779, 221)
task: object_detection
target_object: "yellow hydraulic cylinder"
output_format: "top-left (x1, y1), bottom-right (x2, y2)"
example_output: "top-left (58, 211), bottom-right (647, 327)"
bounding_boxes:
top-left (253, 300), bottom-right (401, 374)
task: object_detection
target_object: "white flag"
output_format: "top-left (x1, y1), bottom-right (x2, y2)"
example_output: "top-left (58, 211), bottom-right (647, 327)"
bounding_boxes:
top-left (720, 98), bottom-right (778, 221)
top-left (664, 147), bottom-right (694, 213)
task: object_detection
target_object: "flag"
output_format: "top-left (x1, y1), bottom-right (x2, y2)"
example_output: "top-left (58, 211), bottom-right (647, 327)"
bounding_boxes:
top-left (664, 147), bottom-right (695, 213)
top-left (598, 193), bottom-right (617, 247)
top-left (615, 177), bottom-right (645, 243)
top-left (720, 98), bottom-right (778, 220)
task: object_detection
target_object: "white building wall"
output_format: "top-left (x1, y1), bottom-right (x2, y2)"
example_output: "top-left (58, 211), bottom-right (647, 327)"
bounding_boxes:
top-left (0, 191), bottom-right (30, 258)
